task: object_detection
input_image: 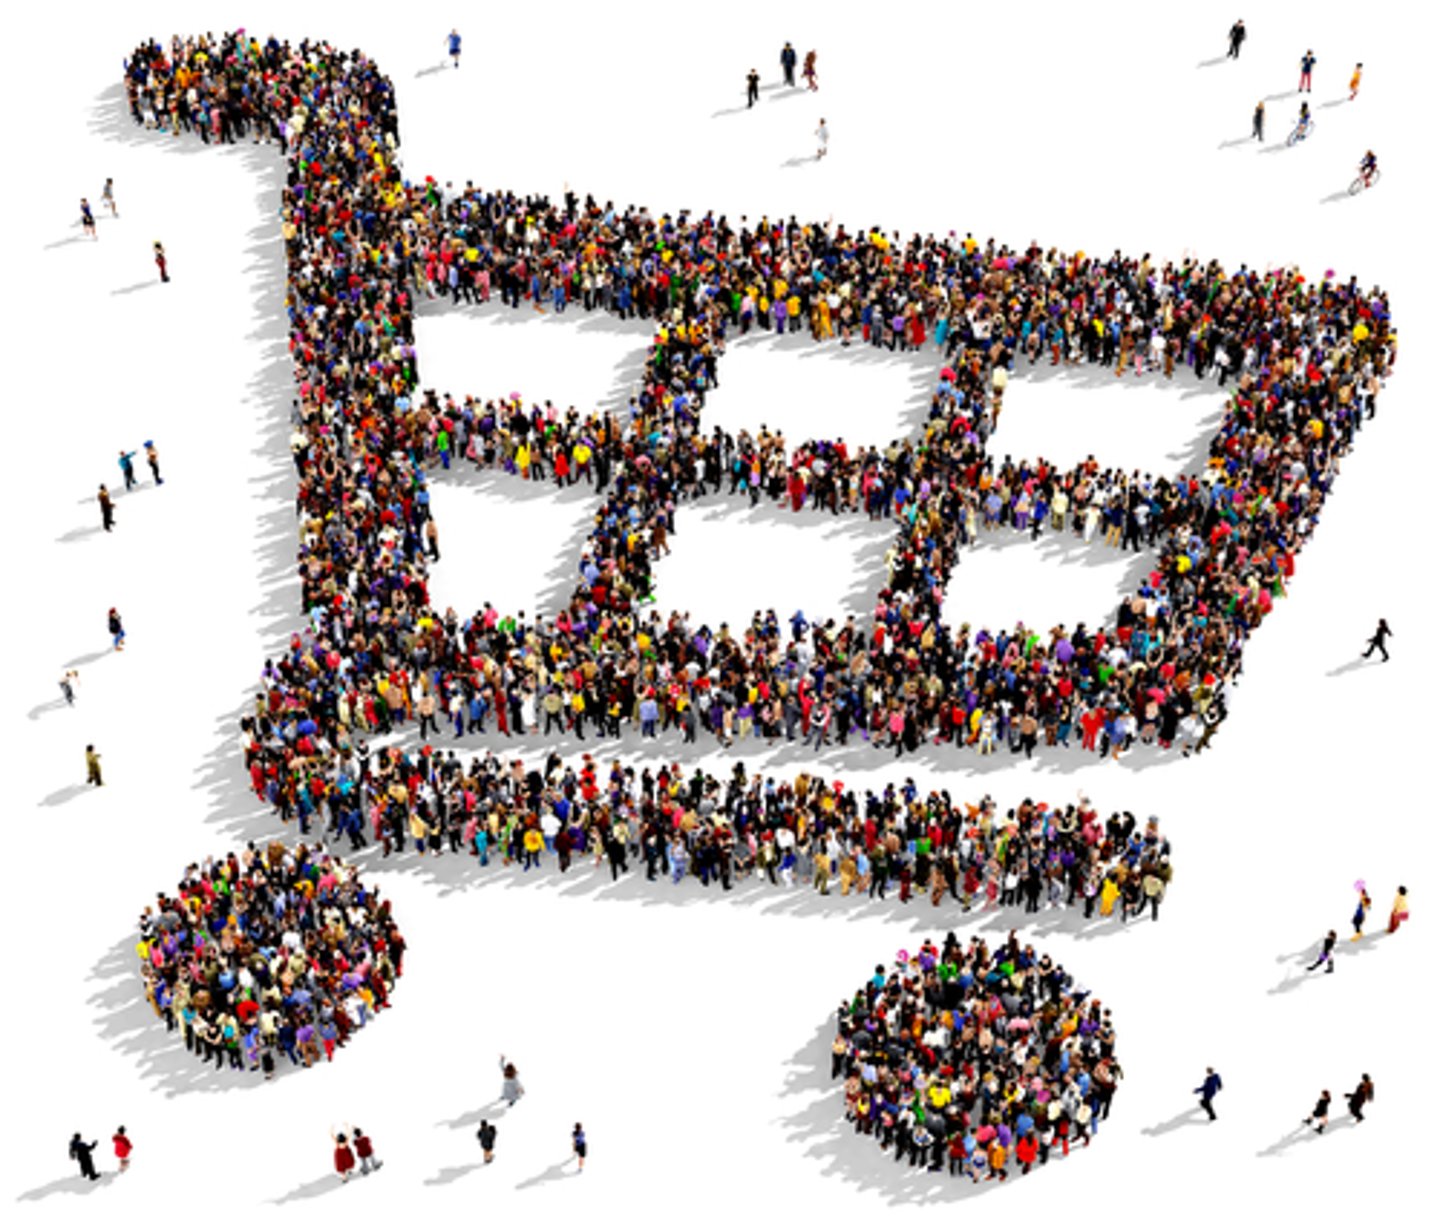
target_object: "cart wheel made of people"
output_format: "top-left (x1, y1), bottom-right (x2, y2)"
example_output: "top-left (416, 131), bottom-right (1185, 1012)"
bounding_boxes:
top-left (120, 29), bottom-right (1391, 1186)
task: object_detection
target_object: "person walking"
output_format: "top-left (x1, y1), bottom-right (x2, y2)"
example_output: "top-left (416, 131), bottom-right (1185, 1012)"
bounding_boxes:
top-left (1349, 63), bottom-right (1363, 100)
top-left (571, 1122), bottom-right (587, 1171)
top-left (781, 42), bottom-right (797, 87)
top-left (86, 744), bottom-right (104, 787)
top-left (109, 607), bottom-right (126, 652)
top-left (145, 440), bottom-right (164, 485)
top-left (1362, 618), bottom-right (1392, 661)
top-left (69, 1132), bottom-right (100, 1181)
top-left (102, 177), bottom-right (118, 217)
top-left (1195, 1068), bottom-right (1222, 1120)
top-left (500, 1055), bottom-right (525, 1105)
top-left (1387, 886), bottom-right (1409, 933)
top-left (112, 1127), bottom-right (133, 1173)
top-left (1252, 100), bottom-right (1265, 141)
top-left (802, 50), bottom-right (818, 91)
top-left (1305, 929), bottom-right (1338, 973)
top-left (353, 1127), bottom-right (383, 1175)
top-left (154, 241), bottom-right (169, 283)
top-left (119, 449), bottom-right (138, 491)
top-left (1351, 881), bottom-right (1372, 940)
top-left (1227, 19), bottom-right (1246, 58)
top-left (1299, 49), bottom-right (1316, 93)
top-left (1303, 1089), bottom-right (1331, 1132)
top-left (331, 1128), bottom-right (357, 1182)
top-left (81, 198), bottom-right (97, 239)
top-left (815, 117), bottom-right (829, 159)
top-left (1345, 1075), bottom-right (1374, 1122)
top-left (746, 68), bottom-right (760, 108)
top-left (98, 483), bottom-right (116, 532)
top-left (477, 1119), bottom-right (497, 1163)
top-left (59, 669), bottom-right (79, 706)
top-left (447, 29), bottom-right (462, 68)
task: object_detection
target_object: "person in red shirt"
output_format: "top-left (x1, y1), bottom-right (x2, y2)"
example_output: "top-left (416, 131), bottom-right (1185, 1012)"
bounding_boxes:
top-left (113, 1127), bottom-right (133, 1173)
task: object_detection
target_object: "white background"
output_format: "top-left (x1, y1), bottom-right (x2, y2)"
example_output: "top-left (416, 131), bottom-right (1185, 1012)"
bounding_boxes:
top-left (2, 1), bottom-right (1433, 1225)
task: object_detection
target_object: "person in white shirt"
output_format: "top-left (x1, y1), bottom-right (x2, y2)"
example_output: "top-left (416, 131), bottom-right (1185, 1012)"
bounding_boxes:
top-left (815, 118), bottom-right (829, 159)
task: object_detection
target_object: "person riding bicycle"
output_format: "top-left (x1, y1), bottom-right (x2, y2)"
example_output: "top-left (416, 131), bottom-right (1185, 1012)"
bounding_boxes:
top-left (1359, 149), bottom-right (1378, 186)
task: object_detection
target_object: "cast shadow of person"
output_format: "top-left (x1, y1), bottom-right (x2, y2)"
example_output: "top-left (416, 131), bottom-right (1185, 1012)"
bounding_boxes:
top-left (515, 1158), bottom-right (576, 1190)
top-left (1257, 1115), bottom-right (1359, 1158)
top-left (16, 1173), bottom-right (117, 1201)
top-left (1140, 1105), bottom-right (1211, 1136)
top-left (269, 1174), bottom-right (347, 1203)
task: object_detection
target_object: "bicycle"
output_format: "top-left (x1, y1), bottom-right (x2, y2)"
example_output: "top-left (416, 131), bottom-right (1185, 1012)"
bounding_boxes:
top-left (1286, 118), bottom-right (1316, 146)
top-left (1348, 166), bottom-right (1381, 194)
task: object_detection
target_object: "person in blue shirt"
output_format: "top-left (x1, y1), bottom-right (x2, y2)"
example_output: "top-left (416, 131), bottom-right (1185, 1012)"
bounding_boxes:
top-left (448, 30), bottom-right (461, 68)
top-left (1195, 1067), bottom-right (1222, 1120)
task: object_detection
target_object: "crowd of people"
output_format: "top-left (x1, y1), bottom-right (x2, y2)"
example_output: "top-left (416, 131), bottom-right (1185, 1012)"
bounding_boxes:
top-left (267, 731), bottom-right (1173, 921)
top-left (120, 31), bottom-right (1395, 825)
top-left (835, 935), bottom-right (1121, 1181)
top-left (136, 844), bottom-right (404, 1075)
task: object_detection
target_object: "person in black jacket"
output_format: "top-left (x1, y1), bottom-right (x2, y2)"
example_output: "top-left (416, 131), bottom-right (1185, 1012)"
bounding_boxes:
top-left (1346, 1075), bottom-right (1374, 1122)
top-left (1363, 619), bottom-right (1393, 661)
top-left (69, 1133), bottom-right (100, 1180)
top-left (746, 69), bottom-right (760, 108)
top-left (1303, 1090), bottom-right (1331, 1132)
top-left (1228, 20), bottom-right (1247, 59)
top-left (1195, 1067), bottom-right (1222, 1119)
top-left (477, 1119), bottom-right (497, 1163)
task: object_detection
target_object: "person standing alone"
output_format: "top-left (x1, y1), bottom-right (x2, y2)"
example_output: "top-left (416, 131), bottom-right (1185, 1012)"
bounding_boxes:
top-left (477, 1119), bottom-right (497, 1164)
top-left (1299, 49), bottom-right (1316, 93)
top-left (571, 1122), bottom-right (587, 1171)
top-left (781, 42), bottom-right (797, 87)
top-left (1362, 618), bottom-right (1392, 662)
top-left (86, 744), bottom-right (104, 787)
top-left (1195, 1068), bottom-right (1222, 1120)
top-left (98, 483), bottom-right (116, 531)
top-left (448, 29), bottom-right (461, 68)
top-left (1228, 19), bottom-right (1246, 58)
top-left (154, 241), bottom-right (169, 283)
top-left (746, 68), bottom-right (760, 108)
top-left (1252, 100), bottom-right (1265, 141)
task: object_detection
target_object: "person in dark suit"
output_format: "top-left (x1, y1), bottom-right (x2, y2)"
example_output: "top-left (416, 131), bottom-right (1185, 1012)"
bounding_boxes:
top-left (746, 69), bottom-right (760, 107)
top-left (1228, 20), bottom-right (1246, 58)
top-left (477, 1119), bottom-right (497, 1163)
top-left (69, 1133), bottom-right (100, 1180)
top-left (1194, 1068), bottom-right (1222, 1120)
top-left (98, 483), bottom-right (116, 531)
top-left (780, 42), bottom-right (797, 87)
